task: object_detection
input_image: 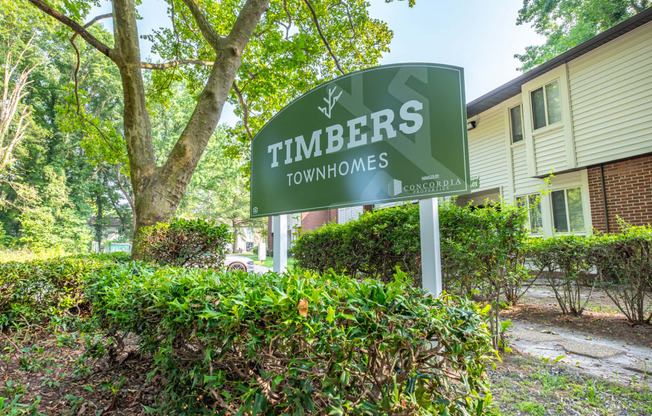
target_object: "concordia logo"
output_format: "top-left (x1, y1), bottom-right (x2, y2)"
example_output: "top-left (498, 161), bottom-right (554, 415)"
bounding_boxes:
top-left (388, 179), bottom-right (402, 197)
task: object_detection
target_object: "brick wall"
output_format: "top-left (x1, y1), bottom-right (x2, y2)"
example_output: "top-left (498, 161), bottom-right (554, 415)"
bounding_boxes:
top-left (587, 154), bottom-right (652, 233)
top-left (267, 209), bottom-right (338, 251)
top-left (301, 209), bottom-right (338, 232)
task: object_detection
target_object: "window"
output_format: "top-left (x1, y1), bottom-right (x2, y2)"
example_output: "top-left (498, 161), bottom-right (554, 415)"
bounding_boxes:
top-left (531, 80), bottom-right (562, 129)
top-left (517, 194), bottom-right (543, 233)
top-left (509, 105), bottom-right (524, 143)
top-left (551, 188), bottom-right (585, 233)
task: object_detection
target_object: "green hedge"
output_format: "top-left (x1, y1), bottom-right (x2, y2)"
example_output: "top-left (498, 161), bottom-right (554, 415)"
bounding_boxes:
top-left (89, 263), bottom-right (497, 415)
top-left (0, 253), bottom-right (128, 329)
top-left (293, 204), bottom-right (420, 283)
top-left (293, 202), bottom-right (531, 300)
top-left (133, 217), bottom-right (231, 267)
top-left (591, 224), bottom-right (652, 324)
top-left (2, 254), bottom-right (498, 414)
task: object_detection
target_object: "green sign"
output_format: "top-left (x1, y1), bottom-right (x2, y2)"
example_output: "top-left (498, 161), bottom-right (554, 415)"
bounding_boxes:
top-left (250, 63), bottom-right (470, 218)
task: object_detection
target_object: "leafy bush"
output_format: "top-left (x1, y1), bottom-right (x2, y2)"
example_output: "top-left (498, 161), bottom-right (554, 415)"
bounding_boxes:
top-left (590, 224), bottom-right (652, 325)
top-left (293, 204), bottom-right (420, 282)
top-left (0, 253), bottom-right (127, 329)
top-left (133, 217), bottom-right (231, 268)
top-left (439, 202), bottom-right (531, 349)
top-left (438, 202), bottom-right (532, 305)
top-left (89, 264), bottom-right (497, 415)
top-left (528, 235), bottom-right (595, 316)
top-left (293, 202), bottom-right (531, 349)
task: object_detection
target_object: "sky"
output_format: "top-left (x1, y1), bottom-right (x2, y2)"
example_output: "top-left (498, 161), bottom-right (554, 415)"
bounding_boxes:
top-left (93, 0), bottom-right (546, 125)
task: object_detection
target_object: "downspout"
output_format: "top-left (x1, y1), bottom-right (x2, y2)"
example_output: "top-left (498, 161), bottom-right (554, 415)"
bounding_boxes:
top-left (600, 164), bottom-right (610, 233)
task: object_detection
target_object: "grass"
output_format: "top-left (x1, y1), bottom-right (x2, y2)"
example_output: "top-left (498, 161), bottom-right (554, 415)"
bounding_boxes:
top-left (237, 252), bottom-right (295, 269)
top-left (489, 354), bottom-right (652, 415)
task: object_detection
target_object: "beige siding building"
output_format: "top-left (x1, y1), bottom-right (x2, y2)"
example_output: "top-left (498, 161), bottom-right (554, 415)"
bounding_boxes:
top-left (275, 9), bottom-right (652, 239)
top-left (464, 8), bottom-right (652, 235)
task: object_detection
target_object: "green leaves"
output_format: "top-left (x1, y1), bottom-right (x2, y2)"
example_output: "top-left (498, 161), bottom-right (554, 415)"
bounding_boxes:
top-left (133, 217), bottom-right (231, 268)
top-left (515, 0), bottom-right (651, 70)
top-left (0, 253), bottom-right (127, 330)
top-left (86, 262), bottom-right (495, 415)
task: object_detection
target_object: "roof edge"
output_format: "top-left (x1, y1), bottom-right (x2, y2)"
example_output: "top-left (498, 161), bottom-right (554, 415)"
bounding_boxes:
top-left (466, 7), bottom-right (652, 118)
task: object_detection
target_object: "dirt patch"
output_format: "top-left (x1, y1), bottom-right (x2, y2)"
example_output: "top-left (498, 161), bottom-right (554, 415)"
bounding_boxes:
top-left (501, 284), bottom-right (652, 349)
top-left (1, 327), bottom-right (160, 415)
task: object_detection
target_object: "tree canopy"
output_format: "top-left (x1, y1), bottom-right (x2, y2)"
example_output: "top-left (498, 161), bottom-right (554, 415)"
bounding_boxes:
top-left (24, 0), bottom-right (404, 257)
top-left (516, 0), bottom-right (651, 71)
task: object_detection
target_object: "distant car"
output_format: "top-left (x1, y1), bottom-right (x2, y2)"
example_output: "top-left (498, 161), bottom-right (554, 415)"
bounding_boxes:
top-left (225, 254), bottom-right (255, 272)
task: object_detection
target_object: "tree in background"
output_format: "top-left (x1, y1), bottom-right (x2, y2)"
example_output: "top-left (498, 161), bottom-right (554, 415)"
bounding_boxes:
top-left (178, 127), bottom-right (263, 253)
top-left (16, 167), bottom-right (92, 252)
top-left (0, 14), bottom-right (39, 174)
top-left (26, 0), bottom-right (402, 258)
top-left (0, 0), bottom-right (131, 251)
top-left (516, 0), bottom-right (651, 71)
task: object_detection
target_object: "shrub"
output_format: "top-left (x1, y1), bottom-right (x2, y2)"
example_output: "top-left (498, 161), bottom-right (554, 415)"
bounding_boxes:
top-left (528, 235), bottom-right (595, 316)
top-left (0, 253), bottom-right (127, 329)
top-left (293, 204), bottom-right (420, 282)
top-left (439, 202), bottom-right (531, 349)
top-left (293, 202), bottom-right (531, 349)
top-left (89, 264), bottom-right (497, 415)
top-left (590, 224), bottom-right (652, 325)
top-left (438, 202), bottom-right (532, 305)
top-left (133, 217), bottom-right (231, 268)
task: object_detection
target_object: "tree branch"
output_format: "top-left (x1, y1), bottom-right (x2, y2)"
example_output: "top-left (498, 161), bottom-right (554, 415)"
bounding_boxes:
top-left (140, 59), bottom-right (214, 70)
top-left (179, 0), bottom-right (225, 49)
top-left (232, 81), bottom-right (252, 140)
top-left (26, 0), bottom-right (115, 60)
top-left (302, 0), bottom-right (345, 75)
top-left (83, 13), bottom-right (113, 28)
top-left (282, 0), bottom-right (293, 39)
top-left (159, 0), bottom-right (269, 197)
top-left (227, 0), bottom-right (271, 54)
top-left (68, 34), bottom-right (122, 154)
top-left (0, 106), bottom-right (31, 172)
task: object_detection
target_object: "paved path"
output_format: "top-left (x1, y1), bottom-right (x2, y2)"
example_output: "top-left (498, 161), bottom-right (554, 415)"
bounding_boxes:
top-left (507, 319), bottom-right (652, 386)
top-left (253, 264), bottom-right (270, 274)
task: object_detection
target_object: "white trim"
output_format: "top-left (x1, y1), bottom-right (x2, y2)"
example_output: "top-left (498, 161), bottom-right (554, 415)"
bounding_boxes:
top-left (562, 63), bottom-right (578, 169)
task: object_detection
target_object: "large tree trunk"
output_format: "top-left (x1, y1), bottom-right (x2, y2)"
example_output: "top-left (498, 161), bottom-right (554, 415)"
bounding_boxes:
top-left (109, 0), bottom-right (269, 259)
top-left (27, 0), bottom-right (270, 260)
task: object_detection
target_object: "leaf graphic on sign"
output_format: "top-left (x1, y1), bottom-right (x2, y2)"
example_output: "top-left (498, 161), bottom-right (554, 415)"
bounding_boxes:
top-left (317, 87), bottom-right (341, 119)
top-left (297, 299), bottom-right (309, 317)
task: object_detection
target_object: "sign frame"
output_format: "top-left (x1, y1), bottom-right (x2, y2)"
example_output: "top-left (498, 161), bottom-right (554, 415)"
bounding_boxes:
top-left (250, 62), bottom-right (471, 218)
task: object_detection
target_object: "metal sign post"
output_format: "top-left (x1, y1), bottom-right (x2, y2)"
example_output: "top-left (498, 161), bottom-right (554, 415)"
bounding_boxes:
top-left (419, 197), bottom-right (442, 296)
top-left (272, 215), bottom-right (287, 273)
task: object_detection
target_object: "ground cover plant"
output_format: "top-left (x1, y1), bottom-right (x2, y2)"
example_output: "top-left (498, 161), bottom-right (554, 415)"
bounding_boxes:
top-left (488, 354), bottom-right (652, 415)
